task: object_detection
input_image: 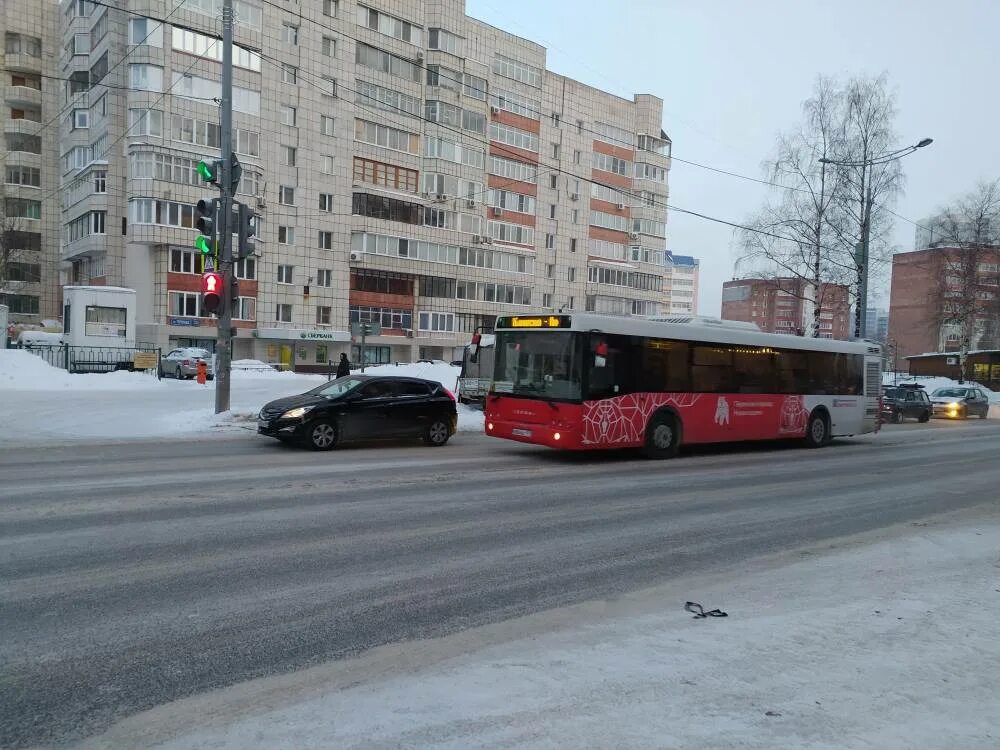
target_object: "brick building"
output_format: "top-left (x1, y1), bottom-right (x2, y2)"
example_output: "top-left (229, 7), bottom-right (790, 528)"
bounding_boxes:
top-left (887, 246), bottom-right (1000, 360)
top-left (721, 277), bottom-right (851, 338)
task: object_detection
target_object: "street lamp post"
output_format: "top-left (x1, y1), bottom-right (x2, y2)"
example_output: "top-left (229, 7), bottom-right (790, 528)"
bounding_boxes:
top-left (820, 138), bottom-right (933, 339)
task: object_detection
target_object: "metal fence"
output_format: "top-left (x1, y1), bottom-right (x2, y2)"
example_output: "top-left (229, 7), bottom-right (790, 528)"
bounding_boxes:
top-left (19, 344), bottom-right (162, 378)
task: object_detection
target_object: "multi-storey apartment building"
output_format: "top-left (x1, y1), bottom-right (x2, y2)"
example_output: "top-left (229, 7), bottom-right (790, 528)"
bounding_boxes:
top-left (50, 0), bottom-right (674, 368)
top-left (2, 3), bottom-right (62, 324)
top-left (667, 254), bottom-right (698, 315)
top-left (721, 277), bottom-right (851, 339)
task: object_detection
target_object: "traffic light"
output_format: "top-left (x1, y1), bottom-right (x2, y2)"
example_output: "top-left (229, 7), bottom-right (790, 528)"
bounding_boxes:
top-left (236, 202), bottom-right (256, 260)
top-left (202, 271), bottom-right (223, 314)
top-left (197, 153), bottom-right (241, 194)
top-left (195, 198), bottom-right (218, 259)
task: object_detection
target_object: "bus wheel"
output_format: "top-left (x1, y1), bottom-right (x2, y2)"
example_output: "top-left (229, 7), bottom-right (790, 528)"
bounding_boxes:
top-left (642, 413), bottom-right (679, 459)
top-left (804, 411), bottom-right (830, 448)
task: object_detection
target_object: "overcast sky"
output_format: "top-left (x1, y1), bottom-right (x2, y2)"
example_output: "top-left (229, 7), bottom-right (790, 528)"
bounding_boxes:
top-left (466, 0), bottom-right (1000, 316)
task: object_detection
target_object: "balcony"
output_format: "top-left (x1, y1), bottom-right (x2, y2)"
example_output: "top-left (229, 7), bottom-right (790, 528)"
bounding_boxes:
top-left (4, 116), bottom-right (41, 136)
top-left (5, 84), bottom-right (42, 108)
top-left (4, 52), bottom-right (42, 74)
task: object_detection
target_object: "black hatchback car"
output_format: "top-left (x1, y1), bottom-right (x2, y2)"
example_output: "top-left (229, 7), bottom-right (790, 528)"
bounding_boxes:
top-left (257, 375), bottom-right (458, 450)
top-left (881, 384), bottom-right (931, 423)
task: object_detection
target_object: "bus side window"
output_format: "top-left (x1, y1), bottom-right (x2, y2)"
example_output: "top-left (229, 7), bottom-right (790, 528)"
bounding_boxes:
top-left (691, 345), bottom-right (735, 393)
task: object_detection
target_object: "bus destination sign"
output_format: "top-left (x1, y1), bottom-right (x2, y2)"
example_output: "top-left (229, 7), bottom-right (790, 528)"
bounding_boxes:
top-left (499, 315), bottom-right (569, 329)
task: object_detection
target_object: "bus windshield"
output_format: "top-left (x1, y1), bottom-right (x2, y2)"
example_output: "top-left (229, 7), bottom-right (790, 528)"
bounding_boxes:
top-left (493, 331), bottom-right (583, 401)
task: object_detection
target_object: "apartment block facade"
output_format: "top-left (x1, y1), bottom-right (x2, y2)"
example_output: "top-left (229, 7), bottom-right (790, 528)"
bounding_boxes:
top-left (2, 2), bottom-right (62, 323)
top-left (721, 277), bottom-right (851, 339)
top-left (38, 0), bottom-right (678, 367)
top-left (887, 246), bottom-right (1000, 359)
top-left (667, 254), bottom-right (698, 315)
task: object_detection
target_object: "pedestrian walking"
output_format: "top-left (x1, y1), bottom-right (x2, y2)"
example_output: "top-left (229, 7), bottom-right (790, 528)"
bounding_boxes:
top-left (336, 352), bottom-right (351, 378)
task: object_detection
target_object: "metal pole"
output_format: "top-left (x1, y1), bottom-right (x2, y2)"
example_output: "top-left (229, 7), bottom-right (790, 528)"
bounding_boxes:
top-left (854, 162), bottom-right (872, 340)
top-left (214, 0), bottom-right (234, 414)
top-left (812, 158), bottom-right (826, 338)
top-left (360, 328), bottom-right (366, 373)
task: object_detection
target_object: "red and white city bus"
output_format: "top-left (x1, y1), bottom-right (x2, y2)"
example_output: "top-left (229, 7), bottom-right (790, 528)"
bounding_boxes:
top-left (484, 313), bottom-right (882, 457)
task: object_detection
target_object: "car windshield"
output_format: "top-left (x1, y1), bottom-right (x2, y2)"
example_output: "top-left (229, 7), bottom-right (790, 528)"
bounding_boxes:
top-left (309, 376), bottom-right (365, 397)
top-left (933, 388), bottom-right (969, 398)
top-left (883, 388), bottom-right (900, 399)
top-left (493, 331), bottom-right (583, 401)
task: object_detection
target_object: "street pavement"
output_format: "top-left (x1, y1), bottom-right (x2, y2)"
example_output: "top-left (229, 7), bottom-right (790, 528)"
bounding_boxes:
top-left (2, 420), bottom-right (999, 747)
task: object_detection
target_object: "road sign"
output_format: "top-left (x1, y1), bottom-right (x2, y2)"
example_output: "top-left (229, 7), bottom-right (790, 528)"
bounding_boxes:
top-left (132, 352), bottom-right (158, 370)
top-left (350, 321), bottom-right (381, 337)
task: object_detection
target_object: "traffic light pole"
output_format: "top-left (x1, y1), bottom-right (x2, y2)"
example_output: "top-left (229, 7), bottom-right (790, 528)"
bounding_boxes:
top-left (214, 0), bottom-right (235, 414)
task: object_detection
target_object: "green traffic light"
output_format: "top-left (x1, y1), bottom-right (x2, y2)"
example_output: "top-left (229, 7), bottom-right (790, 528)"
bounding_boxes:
top-left (197, 161), bottom-right (215, 181)
top-left (195, 236), bottom-right (214, 255)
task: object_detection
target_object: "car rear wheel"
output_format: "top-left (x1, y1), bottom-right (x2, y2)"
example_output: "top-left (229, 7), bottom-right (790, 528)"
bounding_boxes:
top-left (892, 410), bottom-right (903, 424)
top-left (641, 412), bottom-right (679, 459)
top-left (804, 411), bottom-right (830, 448)
top-left (424, 418), bottom-right (451, 447)
top-left (174, 365), bottom-right (183, 380)
top-left (979, 408), bottom-right (989, 419)
top-left (307, 420), bottom-right (339, 451)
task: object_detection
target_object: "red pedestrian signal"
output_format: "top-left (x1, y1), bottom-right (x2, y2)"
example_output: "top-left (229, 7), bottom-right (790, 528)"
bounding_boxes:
top-left (202, 271), bottom-right (223, 314)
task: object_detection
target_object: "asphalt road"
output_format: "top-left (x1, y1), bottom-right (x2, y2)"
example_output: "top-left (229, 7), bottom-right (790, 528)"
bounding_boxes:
top-left (2, 420), bottom-right (999, 747)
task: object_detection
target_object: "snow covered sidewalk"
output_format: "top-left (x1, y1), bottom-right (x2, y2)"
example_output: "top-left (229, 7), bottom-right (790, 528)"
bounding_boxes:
top-left (87, 515), bottom-right (1000, 750)
top-left (0, 350), bottom-right (483, 445)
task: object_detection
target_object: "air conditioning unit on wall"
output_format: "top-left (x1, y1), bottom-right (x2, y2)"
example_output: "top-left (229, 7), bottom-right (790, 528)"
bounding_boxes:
top-left (349, 251), bottom-right (362, 262)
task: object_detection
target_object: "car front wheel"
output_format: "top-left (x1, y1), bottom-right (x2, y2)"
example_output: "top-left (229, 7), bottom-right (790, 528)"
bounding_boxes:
top-left (892, 410), bottom-right (903, 424)
top-left (424, 418), bottom-right (451, 447)
top-left (918, 410), bottom-right (930, 423)
top-left (307, 420), bottom-right (339, 451)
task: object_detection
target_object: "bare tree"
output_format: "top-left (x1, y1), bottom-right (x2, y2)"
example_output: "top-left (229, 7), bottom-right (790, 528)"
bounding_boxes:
top-left (923, 179), bottom-right (1000, 380)
top-left (737, 74), bottom-right (904, 337)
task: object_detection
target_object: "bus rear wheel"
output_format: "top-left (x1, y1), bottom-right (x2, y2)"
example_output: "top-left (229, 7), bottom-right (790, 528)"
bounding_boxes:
top-left (641, 413), bottom-right (679, 460)
top-left (804, 411), bottom-right (830, 448)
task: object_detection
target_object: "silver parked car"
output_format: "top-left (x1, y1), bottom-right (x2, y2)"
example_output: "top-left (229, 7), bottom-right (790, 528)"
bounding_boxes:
top-left (160, 347), bottom-right (215, 379)
top-left (929, 386), bottom-right (990, 419)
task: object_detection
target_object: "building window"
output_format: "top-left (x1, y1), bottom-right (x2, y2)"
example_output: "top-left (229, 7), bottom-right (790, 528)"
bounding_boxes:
top-left (281, 64), bottom-right (297, 84)
top-left (567, 267), bottom-right (576, 282)
top-left (323, 0), bottom-right (337, 16)
top-left (356, 80), bottom-right (422, 118)
top-left (90, 211), bottom-right (106, 234)
top-left (354, 118), bottom-right (420, 154)
top-left (169, 291), bottom-right (201, 318)
top-left (492, 53), bottom-right (542, 88)
top-left (542, 293), bottom-right (552, 307)
top-left (322, 155), bottom-right (335, 174)
top-left (280, 106), bottom-right (296, 126)
top-left (357, 4), bottom-right (422, 45)
top-left (354, 43), bottom-right (421, 83)
top-left (320, 116), bottom-right (335, 136)
top-left (282, 23), bottom-right (298, 44)
top-left (277, 225), bottom-right (294, 244)
top-left (4, 166), bottom-right (41, 187)
top-left (235, 258), bottom-right (257, 281)
top-left (417, 312), bottom-right (455, 333)
top-left (319, 231), bottom-right (333, 249)
top-left (570, 238), bottom-right (577, 253)
top-left (549, 204), bottom-right (557, 219)
top-left (129, 64), bottom-right (163, 92)
top-left (234, 297), bottom-right (256, 321)
top-left (281, 145), bottom-right (296, 166)
top-left (277, 265), bottom-right (294, 284)
top-left (276, 304), bottom-right (293, 323)
top-left (129, 109), bottom-right (162, 137)
top-left (278, 186), bottom-right (295, 206)
top-left (319, 193), bottom-right (334, 212)
top-left (593, 152), bottom-right (631, 176)
top-left (545, 234), bottom-right (554, 249)
top-left (353, 156), bottom-right (419, 193)
top-left (428, 28), bottom-right (462, 55)
top-left (316, 306), bottom-right (332, 325)
top-left (317, 269), bottom-right (332, 287)
top-left (551, 143), bottom-right (560, 159)
top-left (546, 264), bottom-right (554, 278)
top-left (322, 36), bottom-right (336, 56)
top-left (128, 18), bottom-right (163, 46)
top-left (573, 150), bottom-right (581, 164)
top-left (170, 248), bottom-right (204, 274)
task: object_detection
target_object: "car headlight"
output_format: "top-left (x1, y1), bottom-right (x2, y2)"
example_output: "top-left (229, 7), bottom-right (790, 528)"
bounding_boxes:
top-left (281, 405), bottom-right (315, 419)
top-left (948, 402), bottom-right (960, 408)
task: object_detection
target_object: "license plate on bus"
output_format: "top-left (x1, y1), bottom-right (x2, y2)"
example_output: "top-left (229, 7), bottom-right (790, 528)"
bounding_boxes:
top-left (512, 428), bottom-right (533, 438)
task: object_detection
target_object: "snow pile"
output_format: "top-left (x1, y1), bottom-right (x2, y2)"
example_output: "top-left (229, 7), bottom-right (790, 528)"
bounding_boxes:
top-left (0, 350), bottom-right (481, 444)
top-left (93, 520), bottom-right (1000, 750)
top-left (0, 349), bottom-right (163, 391)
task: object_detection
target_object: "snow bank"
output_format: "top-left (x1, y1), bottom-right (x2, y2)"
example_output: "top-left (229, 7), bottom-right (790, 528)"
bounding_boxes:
top-left (0, 349), bottom-right (163, 391)
top-left (92, 519), bottom-right (1000, 750)
top-left (0, 351), bottom-right (480, 444)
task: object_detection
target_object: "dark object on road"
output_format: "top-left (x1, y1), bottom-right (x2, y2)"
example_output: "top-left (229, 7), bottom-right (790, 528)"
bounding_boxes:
top-left (684, 601), bottom-right (728, 619)
top-left (929, 386), bottom-right (991, 419)
top-left (336, 353), bottom-right (350, 378)
top-left (257, 375), bottom-right (458, 450)
top-left (881, 384), bottom-right (931, 424)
